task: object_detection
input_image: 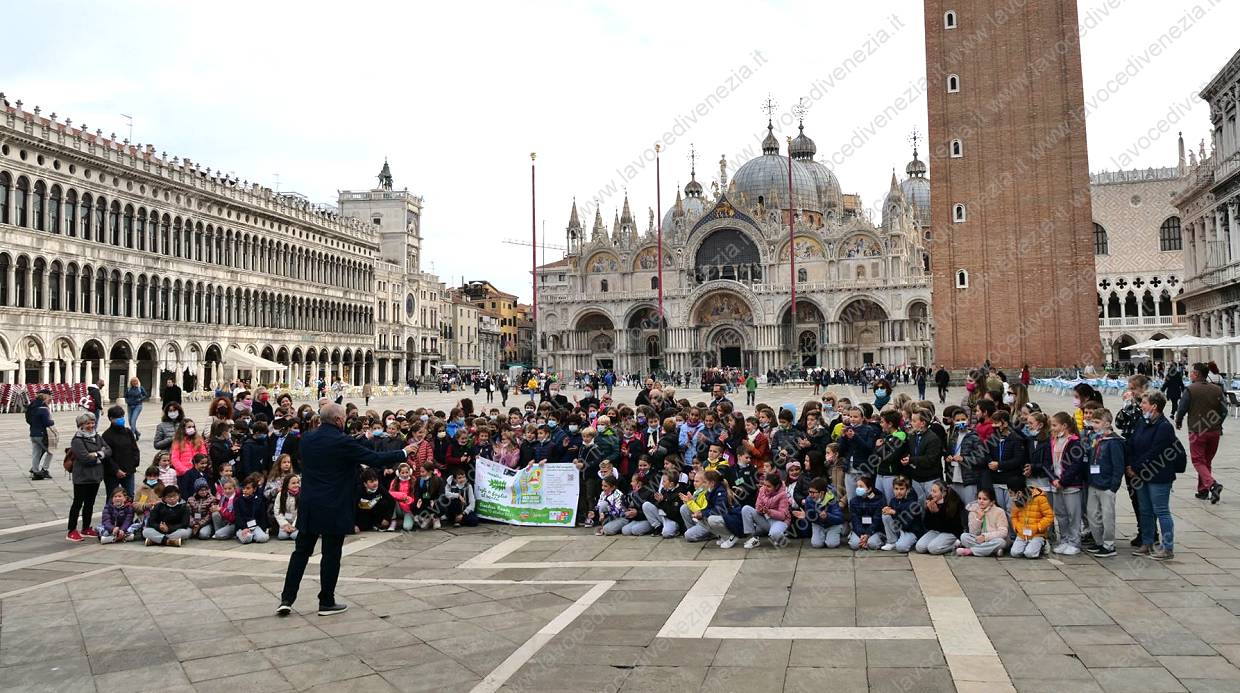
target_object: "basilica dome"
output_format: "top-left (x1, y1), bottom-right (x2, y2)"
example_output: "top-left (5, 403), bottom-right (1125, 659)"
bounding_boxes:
top-left (787, 123), bottom-right (842, 211)
top-left (899, 149), bottom-right (930, 226)
top-left (729, 122), bottom-right (820, 214)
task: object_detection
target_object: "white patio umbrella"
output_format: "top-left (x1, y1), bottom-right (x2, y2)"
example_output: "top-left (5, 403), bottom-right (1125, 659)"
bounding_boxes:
top-left (1122, 338), bottom-right (1168, 350)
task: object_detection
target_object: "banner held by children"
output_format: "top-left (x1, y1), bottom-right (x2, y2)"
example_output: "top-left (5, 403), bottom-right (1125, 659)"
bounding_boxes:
top-left (474, 457), bottom-right (579, 526)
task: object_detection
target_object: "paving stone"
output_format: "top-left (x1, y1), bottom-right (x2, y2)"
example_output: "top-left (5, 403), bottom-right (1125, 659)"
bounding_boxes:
top-left (1090, 667), bottom-right (1187, 692)
top-left (1157, 655), bottom-right (1240, 680)
top-left (1074, 644), bottom-right (1161, 668)
top-left (999, 652), bottom-right (1093, 680)
top-left (701, 666), bottom-right (788, 692)
top-left (278, 654), bottom-right (376, 691)
top-left (617, 665), bottom-right (708, 691)
top-left (783, 666), bottom-right (869, 693)
top-left (713, 639), bottom-right (792, 668)
top-left (866, 666), bottom-right (955, 692)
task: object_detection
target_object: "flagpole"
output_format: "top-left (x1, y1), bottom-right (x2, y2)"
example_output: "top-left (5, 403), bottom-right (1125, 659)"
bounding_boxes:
top-left (530, 152), bottom-right (537, 371)
top-left (787, 136), bottom-right (796, 367)
top-left (655, 144), bottom-right (664, 376)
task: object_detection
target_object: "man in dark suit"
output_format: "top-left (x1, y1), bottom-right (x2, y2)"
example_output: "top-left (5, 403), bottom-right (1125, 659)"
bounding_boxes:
top-left (278, 403), bottom-right (415, 616)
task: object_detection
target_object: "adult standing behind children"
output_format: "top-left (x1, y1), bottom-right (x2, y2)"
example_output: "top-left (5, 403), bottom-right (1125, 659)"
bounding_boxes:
top-left (278, 403), bottom-right (418, 617)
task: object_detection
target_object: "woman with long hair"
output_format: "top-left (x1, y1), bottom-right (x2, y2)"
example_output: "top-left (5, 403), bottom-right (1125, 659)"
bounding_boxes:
top-left (170, 419), bottom-right (208, 477)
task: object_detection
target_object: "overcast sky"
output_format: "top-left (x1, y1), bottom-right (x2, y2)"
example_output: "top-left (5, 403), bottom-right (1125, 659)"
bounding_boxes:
top-left (4, 0), bottom-right (1235, 302)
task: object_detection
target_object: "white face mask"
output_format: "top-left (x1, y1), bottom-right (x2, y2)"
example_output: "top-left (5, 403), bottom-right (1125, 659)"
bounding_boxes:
top-left (168, 411), bottom-right (181, 420)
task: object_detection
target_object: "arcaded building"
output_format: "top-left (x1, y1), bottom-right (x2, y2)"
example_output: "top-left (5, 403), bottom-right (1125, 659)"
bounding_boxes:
top-left (924, 1), bottom-right (1102, 370)
top-left (535, 120), bottom-right (933, 376)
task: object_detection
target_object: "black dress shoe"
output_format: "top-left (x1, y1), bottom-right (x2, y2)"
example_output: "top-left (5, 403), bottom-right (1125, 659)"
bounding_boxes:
top-left (1195, 490), bottom-right (1211, 500)
top-left (317, 603), bottom-right (348, 616)
top-left (1210, 483), bottom-right (1223, 505)
top-left (276, 602), bottom-right (292, 617)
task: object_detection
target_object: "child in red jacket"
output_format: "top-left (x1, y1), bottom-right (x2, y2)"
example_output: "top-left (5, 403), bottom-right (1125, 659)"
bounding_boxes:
top-left (389, 462), bottom-right (417, 531)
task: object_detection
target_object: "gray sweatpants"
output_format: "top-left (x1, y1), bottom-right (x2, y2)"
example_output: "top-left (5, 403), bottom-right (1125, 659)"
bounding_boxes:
top-left (848, 531), bottom-right (884, 550)
top-left (881, 515), bottom-right (918, 552)
top-left (1051, 487), bottom-right (1082, 548)
top-left (30, 435), bottom-right (50, 475)
top-left (142, 527), bottom-right (191, 543)
top-left (915, 530), bottom-right (957, 555)
top-left (706, 514), bottom-right (733, 539)
top-left (1010, 537), bottom-right (1046, 559)
top-left (680, 505), bottom-right (713, 541)
top-left (810, 524), bottom-right (844, 548)
top-left (1086, 487), bottom-right (1116, 549)
top-left (960, 532), bottom-right (1005, 556)
top-left (740, 506), bottom-right (787, 543)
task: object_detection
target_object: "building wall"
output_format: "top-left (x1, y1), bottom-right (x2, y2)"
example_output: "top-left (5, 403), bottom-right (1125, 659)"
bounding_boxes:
top-left (925, 0), bottom-right (1101, 369)
top-left (1090, 168), bottom-right (1189, 362)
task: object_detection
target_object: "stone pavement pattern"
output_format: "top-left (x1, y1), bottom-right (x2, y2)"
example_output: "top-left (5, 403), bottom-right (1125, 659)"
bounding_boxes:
top-left (0, 384), bottom-right (1237, 692)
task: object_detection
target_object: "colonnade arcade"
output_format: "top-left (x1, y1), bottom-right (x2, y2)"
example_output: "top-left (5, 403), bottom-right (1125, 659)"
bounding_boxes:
top-left (0, 335), bottom-right (379, 398)
top-left (542, 292), bottom-right (933, 375)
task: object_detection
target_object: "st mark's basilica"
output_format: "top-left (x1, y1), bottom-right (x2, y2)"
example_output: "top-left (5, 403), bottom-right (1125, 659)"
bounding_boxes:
top-left (535, 118), bottom-right (934, 375)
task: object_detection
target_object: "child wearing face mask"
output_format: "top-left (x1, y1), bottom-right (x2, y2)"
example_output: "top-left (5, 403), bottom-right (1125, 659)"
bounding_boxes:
top-left (355, 469), bottom-right (396, 532)
top-left (879, 476), bottom-right (923, 553)
top-left (134, 466), bottom-right (163, 530)
top-left (741, 472), bottom-right (791, 549)
top-left (848, 475), bottom-right (887, 550)
top-left (187, 478), bottom-right (217, 540)
top-left (1085, 409), bottom-right (1124, 558)
top-left (153, 403), bottom-right (183, 452)
top-left (1007, 478), bottom-right (1053, 559)
top-left (234, 474), bottom-right (269, 544)
top-left (154, 452), bottom-right (178, 490)
top-left (956, 488), bottom-right (1009, 557)
top-left (1048, 412), bottom-right (1087, 556)
top-left (945, 408), bottom-right (983, 513)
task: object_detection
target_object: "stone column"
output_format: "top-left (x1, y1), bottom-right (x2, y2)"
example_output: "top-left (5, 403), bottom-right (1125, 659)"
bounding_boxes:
top-left (51, 360), bottom-right (60, 384)
top-left (40, 360), bottom-right (49, 384)
top-left (66, 358), bottom-right (77, 384)
top-left (84, 360), bottom-right (93, 386)
top-left (1229, 201), bottom-right (1240, 263)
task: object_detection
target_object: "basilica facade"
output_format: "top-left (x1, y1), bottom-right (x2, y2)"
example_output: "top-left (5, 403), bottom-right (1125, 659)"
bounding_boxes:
top-left (536, 121), bottom-right (933, 376)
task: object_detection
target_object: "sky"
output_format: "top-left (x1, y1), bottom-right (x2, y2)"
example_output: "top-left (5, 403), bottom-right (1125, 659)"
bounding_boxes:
top-left (3, 0), bottom-right (1236, 302)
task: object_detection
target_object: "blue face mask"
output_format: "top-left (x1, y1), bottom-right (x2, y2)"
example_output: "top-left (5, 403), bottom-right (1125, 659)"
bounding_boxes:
top-left (955, 421), bottom-right (968, 430)
top-left (875, 389), bottom-right (887, 397)
top-left (254, 434), bottom-right (268, 441)
top-left (855, 486), bottom-right (868, 498)
top-left (114, 417), bottom-right (126, 427)
top-left (547, 420), bottom-right (557, 428)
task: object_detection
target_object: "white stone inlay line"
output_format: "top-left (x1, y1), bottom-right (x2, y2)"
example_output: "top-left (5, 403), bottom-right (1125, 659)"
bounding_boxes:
top-left (705, 626), bottom-right (937, 640)
top-left (0, 519), bottom-right (67, 537)
top-left (657, 560), bottom-right (742, 638)
top-left (470, 580), bottom-right (614, 693)
top-left (910, 553), bottom-right (1015, 691)
top-left (457, 536), bottom-right (534, 568)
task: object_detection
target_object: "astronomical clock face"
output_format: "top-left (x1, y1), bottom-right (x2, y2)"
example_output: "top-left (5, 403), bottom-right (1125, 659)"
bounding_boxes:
top-left (405, 294), bottom-right (415, 317)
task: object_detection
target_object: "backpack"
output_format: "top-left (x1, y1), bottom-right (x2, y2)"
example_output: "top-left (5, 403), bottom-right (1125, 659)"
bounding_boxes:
top-left (63, 447), bottom-right (75, 473)
top-left (1170, 437), bottom-right (1188, 475)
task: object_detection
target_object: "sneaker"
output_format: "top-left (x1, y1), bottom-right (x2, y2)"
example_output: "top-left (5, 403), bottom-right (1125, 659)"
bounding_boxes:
top-left (145, 537), bottom-right (154, 546)
top-left (66, 530), bottom-right (83, 543)
top-left (1060, 545), bottom-right (1080, 556)
top-left (1132, 544), bottom-right (1152, 556)
top-left (168, 538), bottom-right (182, 547)
top-left (774, 536), bottom-right (788, 548)
top-left (1091, 545), bottom-right (1117, 558)
top-left (318, 603), bottom-right (349, 616)
top-left (1148, 547), bottom-right (1175, 561)
top-left (996, 548), bottom-right (1005, 558)
top-left (81, 527), bottom-right (99, 538)
top-left (880, 543), bottom-right (896, 551)
top-left (432, 517), bottom-right (442, 530)
top-left (743, 536), bottom-right (761, 550)
top-left (124, 533), bottom-right (135, 542)
top-left (955, 547), bottom-right (973, 556)
top-left (1210, 483), bottom-right (1223, 505)
top-left (583, 518), bottom-right (595, 528)
top-left (718, 535), bottom-right (738, 549)
top-left (1195, 490), bottom-right (1211, 500)
top-left (1052, 543), bottom-right (1071, 555)
top-left (276, 602), bottom-right (292, 617)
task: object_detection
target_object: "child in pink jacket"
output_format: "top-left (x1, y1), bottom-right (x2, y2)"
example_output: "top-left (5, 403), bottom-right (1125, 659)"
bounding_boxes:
top-left (388, 462), bottom-right (417, 531)
top-left (741, 472), bottom-right (791, 548)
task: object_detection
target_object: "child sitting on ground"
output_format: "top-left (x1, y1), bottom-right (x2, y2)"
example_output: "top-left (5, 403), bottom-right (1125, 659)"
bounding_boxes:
top-left (594, 476), bottom-right (629, 536)
top-left (796, 477), bottom-right (845, 548)
top-left (212, 478), bottom-right (238, 539)
top-left (273, 474), bottom-right (300, 540)
top-left (143, 485), bottom-right (190, 546)
top-left (98, 487), bottom-right (137, 544)
top-left (186, 478), bottom-right (217, 539)
top-left (1008, 478), bottom-right (1054, 559)
top-left (356, 469), bottom-right (395, 532)
top-left (742, 472), bottom-right (791, 549)
top-left (178, 453), bottom-right (211, 502)
top-left (389, 462), bottom-right (417, 531)
top-left (214, 463), bottom-right (235, 499)
top-left (265, 455), bottom-right (294, 500)
top-left (442, 468), bottom-right (478, 528)
top-left (234, 473), bottom-right (269, 544)
top-left (620, 473), bottom-right (657, 536)
top-left (879, 475), bottom-right (923, 553)
top-left (848, 475), bottom-right (887, 550)
top-left (415, 462), bottom-right (445, 530)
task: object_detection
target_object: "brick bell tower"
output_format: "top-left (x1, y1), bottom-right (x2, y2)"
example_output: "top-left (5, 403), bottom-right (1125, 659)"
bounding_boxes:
top-left (924, 0), bottom-right (1102, 370)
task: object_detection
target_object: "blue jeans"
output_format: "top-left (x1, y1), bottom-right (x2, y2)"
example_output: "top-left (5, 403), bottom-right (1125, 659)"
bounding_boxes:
top-left (128, 403), bottom-right (143, 432)
top-left (1137, 482), bottom-right (1174, 551)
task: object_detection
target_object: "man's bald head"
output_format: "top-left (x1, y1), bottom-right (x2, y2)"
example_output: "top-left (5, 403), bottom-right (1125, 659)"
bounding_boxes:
top-left (320, 402), bottom-right (346, 427)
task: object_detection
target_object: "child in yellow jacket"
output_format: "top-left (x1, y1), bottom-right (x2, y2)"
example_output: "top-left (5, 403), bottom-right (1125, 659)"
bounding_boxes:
top-left (1008, 479), bottom-right (1054, 559)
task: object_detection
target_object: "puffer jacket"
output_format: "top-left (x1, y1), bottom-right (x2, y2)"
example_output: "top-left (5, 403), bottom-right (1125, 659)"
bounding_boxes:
top-left (100, 502), bottom-right (135, 534)
top-left (1010, 487), bottom-right (1054, 540)
top-left (946, 428), bottom-right (985, 485)
top-left (849, 488), bottom-right (887, 536)
top-left (965, 501), bottom-right (1009, 542)
top-left (803, 488), bottom-right (845, 528)
top-left (70, 431), bottom-right (110, 484)
top-left (389, 477), bottom-right (415, 514)
top-left (273, 490), bottom-right (298, 528)
top-left (754, 484), bottom-right (791, 523)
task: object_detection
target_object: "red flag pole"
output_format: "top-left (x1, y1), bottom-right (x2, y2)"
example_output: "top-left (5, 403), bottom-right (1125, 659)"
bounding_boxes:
top-left (530, 152), bottom-right (537, 370)
top-left (787, 136), bottom-right (796, 364)
top-left (655, 144), bottom-right (664, 323)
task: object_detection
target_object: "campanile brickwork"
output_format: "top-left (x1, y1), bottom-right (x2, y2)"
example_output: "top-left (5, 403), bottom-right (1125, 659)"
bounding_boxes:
top-left (924, 0), bottom-right (1102, 370)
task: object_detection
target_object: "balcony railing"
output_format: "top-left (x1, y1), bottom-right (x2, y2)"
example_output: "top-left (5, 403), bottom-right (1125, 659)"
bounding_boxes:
top-left (1101, 316), bottom-right (1182, 328)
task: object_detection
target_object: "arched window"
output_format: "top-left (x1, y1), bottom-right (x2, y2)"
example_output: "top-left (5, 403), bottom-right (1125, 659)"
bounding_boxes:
top-left (1159, 216), bottom-right (1182, 251)
top-left (32, 181), bottom-right (46, 231)
top-left (797, 268), bottom-right (807, 283)
top-left (956, 269), bottom-right (969, 288)
top-left (109, 201), bottom-right (121, 245)
top-left (1094, 222), bottom-right (1109, 255)
top-left (48, 185), bottom-right (61, 233)
top-left (947, 74), bottom-right (960, 93)
top-left (950, 139), bottom-right (963, 158)
top-left (600, 279), bottom-right (609, 293)
top-left (80, 194), bottom-right (93, 240)
top-left (650, 276), bottom-right (659, 290)
top-left (945, 10), bottom-right (958, 28)
top-left (0, 172), bottom-right (9, 223)
top-left (64, 190), bottom-right (76, 236)
top-left (14, 177), bottom-right (29, 227)
top-left (123, 205), bottom-right (135, 248)
top-left (953, 203), bottom-right (966, 223)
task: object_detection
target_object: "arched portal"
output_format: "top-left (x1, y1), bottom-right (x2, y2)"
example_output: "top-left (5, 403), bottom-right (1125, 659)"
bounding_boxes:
top-left (1111, 334), bottom-right (1136, 364)
top-left (627, 306), bottom-right (662, 373)
top-left (576, 312), bottom-right (616, 371)
top-left (838, 299), bottom-right (889, 367)
top-left (781, 301), bottom-right (826, 368)
top-left (694, 228), bottom-right (762, 284)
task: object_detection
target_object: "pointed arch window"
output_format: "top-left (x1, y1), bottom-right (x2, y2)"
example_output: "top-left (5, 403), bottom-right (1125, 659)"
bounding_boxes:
top-left (944, 10), bottom-right (958, 28)
top-left (947, 74), bottom-right (960, 93)
top-left (956, 269), bottom-right (969, 288)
